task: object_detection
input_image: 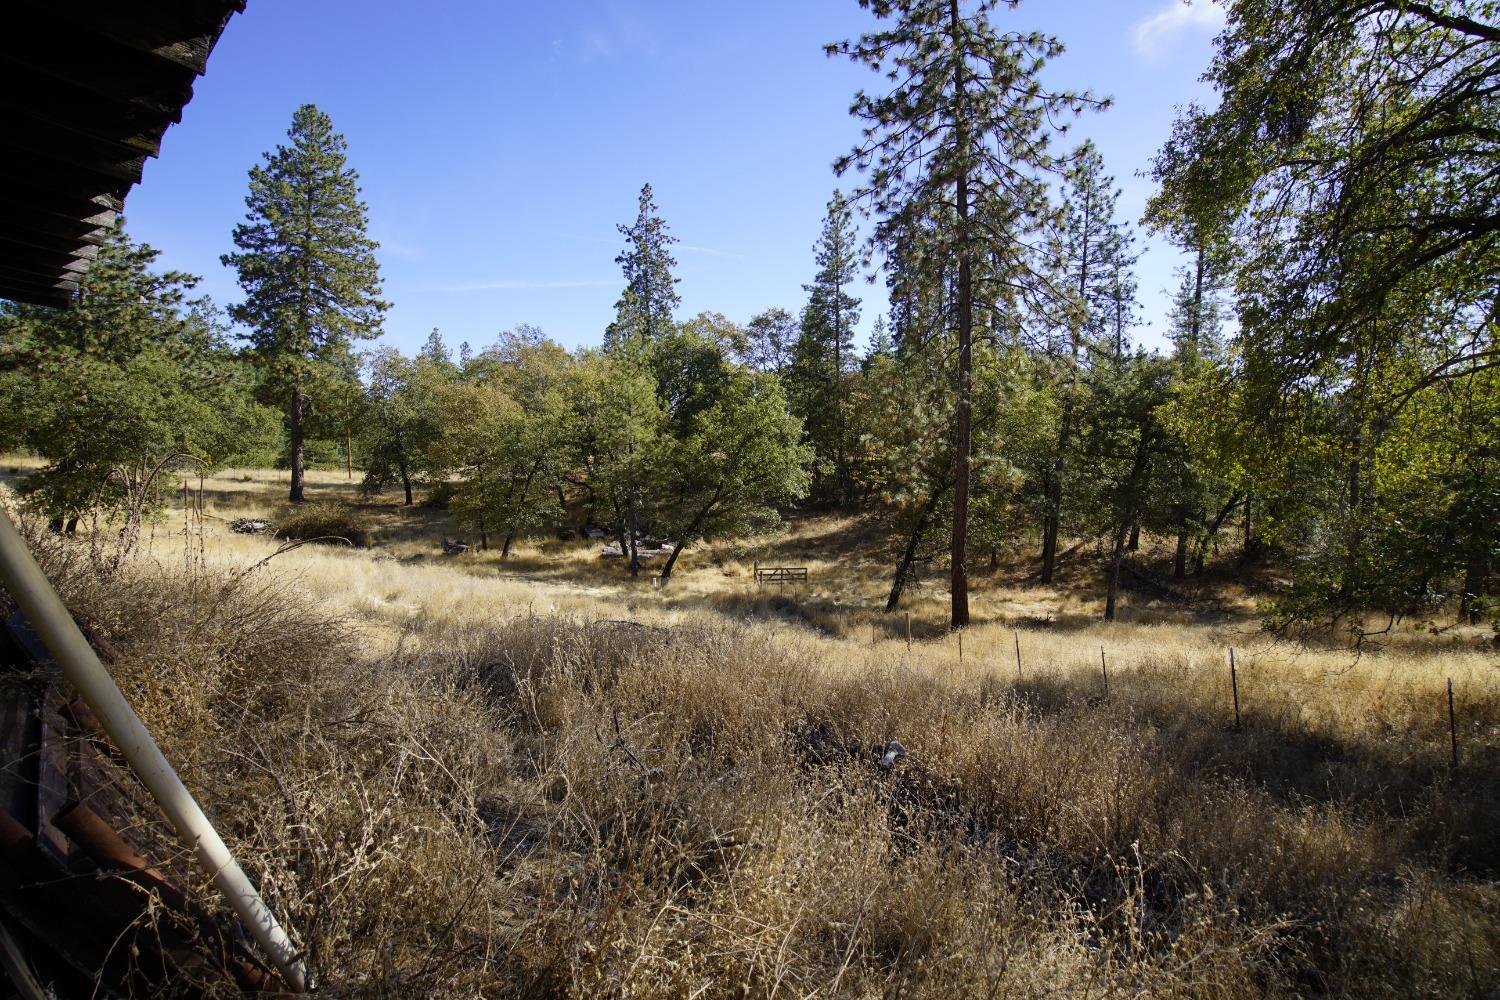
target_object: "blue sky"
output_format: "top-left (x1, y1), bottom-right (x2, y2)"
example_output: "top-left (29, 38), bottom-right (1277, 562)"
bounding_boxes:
top-left (125, 0), bottom-right (1225, 357)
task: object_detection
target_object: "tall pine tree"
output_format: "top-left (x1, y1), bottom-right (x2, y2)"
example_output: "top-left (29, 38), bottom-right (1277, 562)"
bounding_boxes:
top-left (831, 0), bottom-right (1097, 627)
top-left (222, 104), bottom-right (387, 502)
top-left (792, 189), bottom-right (861, 502)
top-left (604, 183), bottom-right (681, 352)
top-left (1040, 143), bottom-right (1137, 583)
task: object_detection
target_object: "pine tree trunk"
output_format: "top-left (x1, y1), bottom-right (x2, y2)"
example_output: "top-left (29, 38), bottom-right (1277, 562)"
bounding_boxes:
top-left (835, 289), bottom-right (848, 505)
top-left (502, 532), bottom-right (514, 559)
top-left (628, 504), bottom-right (640, 577)
top-left (1128, 520), bottom-right (1140, 552)
top-left (948, 0), bottom-right (972, 630)
top-left (1042, 390), bottom-right (1076, 581)
top-left (1462, 550), bottom-right (1487, 625)
top-left (1040, 511), bottom-right (1059, 583)
top-left (1108, 430), bottom-right (1154, 620)
top-left (289, 383), bottom-right (307, 503)
top-left (627, 431), bottom-right (641, 576)
top-left (1190, 247), bottom-right (1204, 352)
top-left (1046, 177), bottom-right (1093, 581)
top-left (1174, 528), bottom-right (1188, 579)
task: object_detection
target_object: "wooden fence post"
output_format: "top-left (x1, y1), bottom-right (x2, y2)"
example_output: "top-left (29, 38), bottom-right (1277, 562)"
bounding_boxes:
top-left (1014, 631), bottom-right (1023, 681)
top-left (1100, 645), bottom-right (1109, 696)
top-left (1229, 647), bottom-right (1242, 729)
top-left (958, 629), bottom-right (964, 662)
top-left (905, 612), bottom-right (912, 651)
top-left (1448, 677), bottom-right (1459, 769)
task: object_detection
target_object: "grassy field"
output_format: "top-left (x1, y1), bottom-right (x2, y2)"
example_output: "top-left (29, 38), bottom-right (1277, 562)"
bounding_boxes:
top-left (6, 462), bottom-right (1500, 997)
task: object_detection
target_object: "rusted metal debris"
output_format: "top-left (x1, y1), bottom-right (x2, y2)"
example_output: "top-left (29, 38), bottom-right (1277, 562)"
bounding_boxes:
top-left (0, 610), bottom-right (283, 996)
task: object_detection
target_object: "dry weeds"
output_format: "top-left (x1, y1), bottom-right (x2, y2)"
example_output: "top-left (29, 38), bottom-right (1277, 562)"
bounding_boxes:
top-left (6, 466), bottom-right (1498, 998)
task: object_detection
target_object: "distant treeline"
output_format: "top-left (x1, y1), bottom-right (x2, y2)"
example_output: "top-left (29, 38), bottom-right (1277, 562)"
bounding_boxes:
top-left (2, 0), bottom-right (1496, 637)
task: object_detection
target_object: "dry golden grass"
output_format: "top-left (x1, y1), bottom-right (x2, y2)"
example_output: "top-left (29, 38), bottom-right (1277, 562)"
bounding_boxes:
top-left (6, 463), bottom-right (1499, 997)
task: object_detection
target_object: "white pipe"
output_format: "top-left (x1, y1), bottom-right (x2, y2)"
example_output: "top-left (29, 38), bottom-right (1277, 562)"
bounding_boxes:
top-left (0, 511), bottom-right (308, 992)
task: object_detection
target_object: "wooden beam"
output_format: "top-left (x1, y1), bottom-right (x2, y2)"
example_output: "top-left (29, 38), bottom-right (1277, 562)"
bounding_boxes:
top-left (0, 264), bottom-right (83, 290)
top-left (18, 0), bottom-right (241, 76)
top-left (2, 11), bottom-right (199, 122)
top-left (0, 266), bottom-right (78, 294)
top-left (0, 0), bottom-right (244, 309)
top-left (0, 279), bottom-right (76, 307)
top-left (0, 256), bottom-right (91, 289)
top-left (0, 156), bottom-right (130, 211)
top-left (0, 203), bottom-right (112, 247)
top-left (0, 241), bottom-right (97, 276)
top-left (0, 230), bottom-right (103, 260)
top-left (0, 264), bottom-right (78, 298)
top-left (5, 111), bottom-right (152, 184)
top-left (0, 198), bottom-right (115, 242)
top-left (0, 65), bottom-right (169, 158)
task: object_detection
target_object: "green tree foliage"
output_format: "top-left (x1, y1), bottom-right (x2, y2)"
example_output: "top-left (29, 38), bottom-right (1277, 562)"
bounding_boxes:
top-left (362, 338), bottom-right (455, 505)
top-left (790, 190), bottom-right (861, 502)
top-left (741, 307), bottom-right (799, 374)
top-left (429, 328), bottom-right (574, 556)
top-left (1164, 244), bottom-right (1230, 362)
top-left (222, 103), bottom-right (387, 503)
top-left (1075, 350), bottom-right (1178, 621)
top-left (0, 222), bottom-right (276, 553)
top-left (1153, 0), bottom-right (1499, 387)
top-left (831, 0), bottom-right (1098, 626)
top-left (678, 311), bottom-right (749, 359)
top-left (854, 334), bottom-right (1033, 610)
top-left (653, 365), bottom-right (812, 580)
top-left (570, 351), bottom-right (665, 575)
top-left (1150, 0), bottom-right (1500, 629)
top-left (1157, 255), bottom-right (1244, 579)
top-left (1039, 143), bottom-right (1138, 583)
top-left (605, 183), bottom-right (681, 352)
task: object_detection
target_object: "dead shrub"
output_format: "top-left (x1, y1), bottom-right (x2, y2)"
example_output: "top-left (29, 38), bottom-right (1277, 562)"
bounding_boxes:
top-left (272, 502), bottom-right (373, 547)
top-left (18, 530), bottom-right (1499, 998)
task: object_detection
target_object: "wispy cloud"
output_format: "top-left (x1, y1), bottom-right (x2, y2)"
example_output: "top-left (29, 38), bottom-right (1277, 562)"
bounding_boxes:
top-left (562, 233), bottom-right (624, 247)
top-left (375, 239), bottom-right (423, 262)
top-left (560, 233), bottom-right (744, 261)
top-left (577, 4), bottom-right (657, 63)
top-left (679, 243), bottom-right (745, 261)
top-left (431, 279), bottom-right (616, 293)
top-left (1131, 0), bottom-right (1224, 57)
